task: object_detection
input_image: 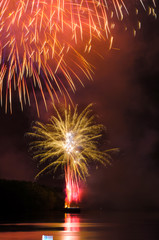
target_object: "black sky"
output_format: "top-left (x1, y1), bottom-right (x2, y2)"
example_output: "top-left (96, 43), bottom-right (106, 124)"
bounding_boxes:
top-left (0, 8), bottom-right (159, 210)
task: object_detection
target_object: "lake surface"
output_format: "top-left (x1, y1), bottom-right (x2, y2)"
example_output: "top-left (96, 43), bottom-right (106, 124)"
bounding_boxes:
top-left (0, 211), bottom-right (159, 240)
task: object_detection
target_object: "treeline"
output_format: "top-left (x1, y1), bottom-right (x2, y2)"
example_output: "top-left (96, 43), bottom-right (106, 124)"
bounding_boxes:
top-left (0, 179), bottom-right (64, 218)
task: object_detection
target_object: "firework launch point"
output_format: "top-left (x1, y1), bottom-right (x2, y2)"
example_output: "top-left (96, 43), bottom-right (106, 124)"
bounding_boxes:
top-left (64, 207), bottom-right (81, 213)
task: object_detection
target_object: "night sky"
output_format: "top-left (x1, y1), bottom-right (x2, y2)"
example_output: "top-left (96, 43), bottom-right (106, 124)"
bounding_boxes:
top-left (0, 8), bottom-right (159, 210)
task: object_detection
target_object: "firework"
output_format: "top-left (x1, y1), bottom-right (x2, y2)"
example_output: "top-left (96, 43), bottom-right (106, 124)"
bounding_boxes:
top-left (0, 0), bottom-right (95, 114)
top-left (0, 1), bottom-right (157, 113)
top-left (28, 104), bottom-right (114, 207)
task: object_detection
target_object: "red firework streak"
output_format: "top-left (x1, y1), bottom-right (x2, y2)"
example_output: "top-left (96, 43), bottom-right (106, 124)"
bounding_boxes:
top-left (65, 166), bottom-right (80, 208)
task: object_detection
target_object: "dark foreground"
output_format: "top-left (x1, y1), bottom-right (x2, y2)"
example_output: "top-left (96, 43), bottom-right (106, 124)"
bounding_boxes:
top-left (0, 211), bottom-right (159, 240)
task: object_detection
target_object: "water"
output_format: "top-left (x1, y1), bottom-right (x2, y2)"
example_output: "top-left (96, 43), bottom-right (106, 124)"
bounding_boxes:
top-left (0, 212), bottom-right (159, 240)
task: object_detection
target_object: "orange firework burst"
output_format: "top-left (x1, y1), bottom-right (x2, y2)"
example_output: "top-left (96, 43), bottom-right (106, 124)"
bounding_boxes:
top-left (0, 0), bottom-right (157, 113)
top-left (0, 0), bottom-right (95, 114)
